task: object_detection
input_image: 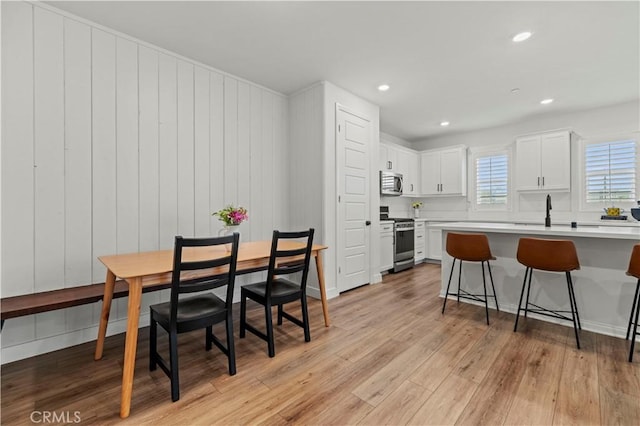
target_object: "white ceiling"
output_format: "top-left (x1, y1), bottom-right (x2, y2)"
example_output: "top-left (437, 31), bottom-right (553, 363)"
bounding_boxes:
top-left (47, 1), bottom-right (640, 142)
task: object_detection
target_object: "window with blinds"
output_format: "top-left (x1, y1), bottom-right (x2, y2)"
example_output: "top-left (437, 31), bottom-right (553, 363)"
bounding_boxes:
top-left (476, 154), bottom-right (508, 205)
top-left (585, 139), bottom-right (637, 203)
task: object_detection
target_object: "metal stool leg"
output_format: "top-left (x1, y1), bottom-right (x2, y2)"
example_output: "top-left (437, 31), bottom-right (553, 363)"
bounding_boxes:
top-left (457, 260), bottom-right (463, 304)
top-left (442, 258), bottom-right (457, 314)
top-left (514, 267), bottom-right (530, 332)
top-left (568, 273), bottom-right (582, 330)
top-left (566, 272), bottom-right (581, 349)
top-left (481, 261), bottom-right (490, 325)
top-left (627, 279), bottom-right (640, 340)
top-left (630, 279), bottom-right (640, 362)
top-left (524, 269), bottom-right (533, 319)
top-left (487, 261), bottom-right (499, 312)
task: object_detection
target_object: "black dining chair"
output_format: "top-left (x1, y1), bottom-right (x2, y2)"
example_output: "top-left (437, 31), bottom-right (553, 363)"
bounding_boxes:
top-left (149, 233), bottom-right (239, 402)
top-left (240, 229), bottom-right (315, 357)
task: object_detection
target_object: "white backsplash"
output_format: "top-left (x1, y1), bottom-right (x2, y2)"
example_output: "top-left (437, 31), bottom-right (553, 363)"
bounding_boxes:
top-left (381, 193), bottom-right (640, 225)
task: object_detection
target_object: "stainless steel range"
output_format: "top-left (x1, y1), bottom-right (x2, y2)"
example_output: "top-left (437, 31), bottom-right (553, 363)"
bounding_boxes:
top-left (391, 218), bottom-right (415, 272)
top-left (380, 207), bottom-right (415, 273)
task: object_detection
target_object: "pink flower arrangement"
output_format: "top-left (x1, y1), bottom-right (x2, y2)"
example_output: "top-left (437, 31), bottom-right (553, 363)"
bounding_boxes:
top-left (213, 205), bottom-right (248, 226)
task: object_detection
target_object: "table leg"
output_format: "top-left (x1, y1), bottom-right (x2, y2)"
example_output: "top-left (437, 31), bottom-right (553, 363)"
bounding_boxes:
top-left (120, 277), bottom-right (142, 419)
top-left (315, 252), bottom-right (330, 327)
top-left (94, 270), bottom-right (116, 360)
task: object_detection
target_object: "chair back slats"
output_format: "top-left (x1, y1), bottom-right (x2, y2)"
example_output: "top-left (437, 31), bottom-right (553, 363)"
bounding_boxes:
top-left (265, 229), bottom-right (315, 299)
top-left (275, 247), bottom-right (308, 258)
top-left (180, 235), bottom-right (236, 247)
top-left (177, 276), bottom-right (229, 294)
top-left (170, 233), bottom-right (240, 322)
top-left (276, 230), bottom-right (311, 239)
top-left (180, 256), bottom-right (233, 271)
top-left (273, 263), bottom-right (306, 276)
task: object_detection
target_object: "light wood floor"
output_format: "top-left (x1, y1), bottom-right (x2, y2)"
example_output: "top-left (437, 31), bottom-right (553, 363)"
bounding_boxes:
top-left (2, 263), bottom-right (639, 425)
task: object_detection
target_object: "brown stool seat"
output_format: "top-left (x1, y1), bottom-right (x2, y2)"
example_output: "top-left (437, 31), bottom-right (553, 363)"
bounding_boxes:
top-left (514, 237), bottom-right (582, 349)
top-left (625, 244), bottom-right (640, 362)
top-left (442, 232), bottom-right (499, 325)
top-left (446, 232), bottom-right (496, 262)
top-left (627, 245), bottom-right (640, 279)
top-left (517, 238), bottom-right (580, 272)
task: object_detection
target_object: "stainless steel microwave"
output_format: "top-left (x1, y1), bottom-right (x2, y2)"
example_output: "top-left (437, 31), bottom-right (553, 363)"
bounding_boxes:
top-left (380, 171), bottom-right (403, 196)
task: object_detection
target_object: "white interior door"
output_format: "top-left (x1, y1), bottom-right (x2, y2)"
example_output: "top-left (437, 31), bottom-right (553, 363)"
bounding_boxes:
top-left (337, 105), bottom-right (370, 292)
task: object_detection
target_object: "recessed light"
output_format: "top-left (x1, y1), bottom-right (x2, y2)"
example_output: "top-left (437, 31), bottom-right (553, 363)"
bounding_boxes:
top-left (540, 98), bottom-right (554, 105)
top-left (440, 121), bottom-right (450, 127)
top-left (512, 31), bottom-right (532, 42)
top-left (377, 84), bottom-right (390, 92)
top-left (510, 88), bottom-right (520, 94)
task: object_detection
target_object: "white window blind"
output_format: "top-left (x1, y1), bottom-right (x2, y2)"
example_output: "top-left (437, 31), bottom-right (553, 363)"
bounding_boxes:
top-left (476, 154), bottom-right (508, 205)
top-left (585, 139), bottom-right (636, 203)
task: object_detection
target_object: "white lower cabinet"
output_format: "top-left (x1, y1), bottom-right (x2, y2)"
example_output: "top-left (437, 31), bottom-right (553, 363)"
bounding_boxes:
top-left (427, 226), bottom-right (442, 260)
top-left (414, 221), bottom-right (426, 263)
top-left (380, 222), bottom-right (394, 272)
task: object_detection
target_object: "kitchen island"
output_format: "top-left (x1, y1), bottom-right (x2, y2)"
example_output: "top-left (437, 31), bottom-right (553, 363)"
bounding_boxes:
top-left (430, 222), bottom-right (640, 337)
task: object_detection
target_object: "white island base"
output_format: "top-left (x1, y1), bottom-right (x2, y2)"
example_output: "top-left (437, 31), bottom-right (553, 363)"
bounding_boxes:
top-left (432, 222), bottom-right (640, 338)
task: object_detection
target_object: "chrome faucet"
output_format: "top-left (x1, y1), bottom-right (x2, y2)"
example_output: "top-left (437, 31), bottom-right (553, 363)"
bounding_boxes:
top-left (545, 194), bottom-right (552, 227)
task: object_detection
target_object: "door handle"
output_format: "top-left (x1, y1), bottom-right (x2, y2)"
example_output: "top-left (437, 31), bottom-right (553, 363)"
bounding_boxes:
top-left (365, 220), bottom-right (371, 226)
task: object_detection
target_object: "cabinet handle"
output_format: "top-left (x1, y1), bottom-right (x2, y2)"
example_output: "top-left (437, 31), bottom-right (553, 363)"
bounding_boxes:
top-left (537, 177), bottom-right (540, 186)
top-left (542, 176), bottom-right (545, 186)
top-left (411, 184), bottom-right (414, 192)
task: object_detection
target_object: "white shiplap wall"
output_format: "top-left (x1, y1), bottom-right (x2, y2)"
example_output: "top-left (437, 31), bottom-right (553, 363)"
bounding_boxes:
top-left (1, 2), bottom-right (289, 362)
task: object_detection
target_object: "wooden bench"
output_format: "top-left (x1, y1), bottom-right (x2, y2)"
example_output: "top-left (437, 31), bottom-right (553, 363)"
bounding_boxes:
top-left (0, 281), bottom-right (171, 329)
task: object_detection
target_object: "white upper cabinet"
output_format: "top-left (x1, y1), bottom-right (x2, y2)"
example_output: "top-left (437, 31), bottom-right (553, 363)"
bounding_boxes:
top-left (397, 149), bottom-right (420, 195)
top-left (420, 151), bottom-right (440, 195)
top-left (515, 130), bottom-right (571, 191)
top-left (420, 146), bottom-right (467, 196)
top-left (379, 144), bottom-right (398, 171)
top-left (380, 142), bottom-right (420, 196)
top-left (407, 152), bottom-right (420, 195)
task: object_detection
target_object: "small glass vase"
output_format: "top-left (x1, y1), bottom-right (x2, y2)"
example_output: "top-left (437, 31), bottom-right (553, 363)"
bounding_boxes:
top-left (414, 208), bottom-right (420, 218)
top-left (219, 224), bottom-right (240, 237)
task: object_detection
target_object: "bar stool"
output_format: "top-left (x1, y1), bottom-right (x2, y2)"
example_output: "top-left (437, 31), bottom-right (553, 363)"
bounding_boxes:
top-left (514, 237), bottom-right (581, 348)
top-left (441, 232), bottom-right (499, 325)
top-left (625, 244), bottom-right (640, 362)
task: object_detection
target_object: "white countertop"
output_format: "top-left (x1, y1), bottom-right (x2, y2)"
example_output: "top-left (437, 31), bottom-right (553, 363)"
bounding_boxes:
top-left (430, 221), bottom-right (640, 241)
top-left (411, 217), bottom-right (640, 227)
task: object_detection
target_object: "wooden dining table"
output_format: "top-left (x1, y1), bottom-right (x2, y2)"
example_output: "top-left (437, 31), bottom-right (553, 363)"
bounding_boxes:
top-left (94, 240), bottom-right (329, 418)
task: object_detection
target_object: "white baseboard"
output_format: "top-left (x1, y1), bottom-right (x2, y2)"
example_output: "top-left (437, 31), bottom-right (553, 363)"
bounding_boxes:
top-left (307, 285), bottom-right (339, 300)
top-left (1, 314), bottom-right (151, 365)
